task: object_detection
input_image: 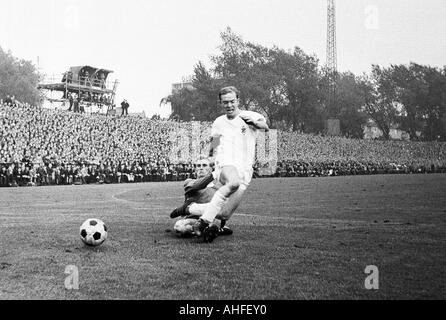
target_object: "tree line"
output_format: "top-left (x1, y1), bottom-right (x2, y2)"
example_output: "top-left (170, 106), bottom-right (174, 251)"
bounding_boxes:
top-left (165, 28), bottom-right (446, 141)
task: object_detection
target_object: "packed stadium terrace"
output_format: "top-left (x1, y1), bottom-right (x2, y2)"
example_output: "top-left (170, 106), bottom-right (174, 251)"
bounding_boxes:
top-left (1, 101), bottom-right (445, 187)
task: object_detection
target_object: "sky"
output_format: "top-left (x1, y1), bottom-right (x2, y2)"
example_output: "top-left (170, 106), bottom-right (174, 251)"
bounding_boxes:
top-left (1, 0), bottom-right (445, 117)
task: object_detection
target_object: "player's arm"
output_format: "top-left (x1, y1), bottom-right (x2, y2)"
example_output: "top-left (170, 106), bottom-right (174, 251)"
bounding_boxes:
top-left (252, 118), bottom-right (269, 131)
top-left (240, 114), bottom-right (269, 131)
top-left (184, 173), bottom-right (215, 196)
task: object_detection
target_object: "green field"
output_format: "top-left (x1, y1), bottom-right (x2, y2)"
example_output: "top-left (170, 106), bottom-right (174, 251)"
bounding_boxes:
top-left (0, 174), bottom-right (445, 299)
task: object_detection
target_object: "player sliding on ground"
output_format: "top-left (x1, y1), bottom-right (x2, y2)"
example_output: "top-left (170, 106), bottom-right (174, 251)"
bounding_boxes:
top-left (170, 157), bottom-right (234, 237)
top-left (181, 86), bottom-right (269, 242)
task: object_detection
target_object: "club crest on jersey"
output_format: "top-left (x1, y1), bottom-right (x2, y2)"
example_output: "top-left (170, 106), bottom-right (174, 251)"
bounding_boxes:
top-left (241, 126), bottom-right (247, 134)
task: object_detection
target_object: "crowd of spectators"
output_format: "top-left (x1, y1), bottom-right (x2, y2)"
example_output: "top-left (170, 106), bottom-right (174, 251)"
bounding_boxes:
top-left (1, 100), bottom-right (445, 187)
top-left (0, 161), bottom-right (198, 187)
top-left (270, 159), bottom-right (445, 178)
top-left (273, 131), bottom-right (446, 177)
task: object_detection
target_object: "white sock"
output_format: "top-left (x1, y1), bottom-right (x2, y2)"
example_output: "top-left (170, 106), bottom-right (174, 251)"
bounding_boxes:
top-left (200, 191), bottom-right (227, 223)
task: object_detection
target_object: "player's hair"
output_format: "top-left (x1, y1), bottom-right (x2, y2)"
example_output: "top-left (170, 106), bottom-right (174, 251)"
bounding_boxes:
top-left (219, 86), bottom-right (239, 101)
top-left (195, 157), bottom-right (211, 164)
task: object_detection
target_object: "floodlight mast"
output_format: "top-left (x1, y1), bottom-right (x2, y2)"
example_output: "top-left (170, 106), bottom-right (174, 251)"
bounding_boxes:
top-left (327, 0), bottom-right (337, 75)
top-left (326, 0), bottom-right (338, 118)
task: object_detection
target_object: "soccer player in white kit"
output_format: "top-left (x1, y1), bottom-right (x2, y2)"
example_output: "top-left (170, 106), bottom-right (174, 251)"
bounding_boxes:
top-left (192, 86), bottom-right (269, 242)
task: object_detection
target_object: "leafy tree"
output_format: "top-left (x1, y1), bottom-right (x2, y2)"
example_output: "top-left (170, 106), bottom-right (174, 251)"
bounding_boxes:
top-left (319, 69), bottom-right (369, 138)
top-left (359, 66), bottom-right (400, 140)
top-left (267, 47), bottom-right (323, 133)
top-left (0, 46), bottom-right (41, 105)
top-left (334, 72), bottom-right (368, 138)
top-left (382, 63), bottom-right (446, 141)
top-left (387, 63), bottom-right (426, 140)
top-left (167, 87), bottom-right (197, 121)
top-left (211, 28), bottom-right (279, 123)
top-left (416, 65), bottom-right (446, 141)
top-left (188, 61), bottom-right (225, 121)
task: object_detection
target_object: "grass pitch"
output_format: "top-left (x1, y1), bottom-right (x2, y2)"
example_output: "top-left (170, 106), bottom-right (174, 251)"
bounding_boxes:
top-left (0, 174), bottom-right (445, 299)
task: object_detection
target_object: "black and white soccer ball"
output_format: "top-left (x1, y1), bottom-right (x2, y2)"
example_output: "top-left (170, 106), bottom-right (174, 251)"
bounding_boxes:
top-left (80, 218), bottom-right (108, 246)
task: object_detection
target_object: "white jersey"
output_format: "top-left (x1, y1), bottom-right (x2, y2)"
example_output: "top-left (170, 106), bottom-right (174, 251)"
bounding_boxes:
top-left (211, 110), bottom-right (265, 171)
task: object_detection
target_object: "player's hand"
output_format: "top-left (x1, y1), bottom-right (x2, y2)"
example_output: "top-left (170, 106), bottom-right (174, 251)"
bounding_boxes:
top-left (239, 114), bottom-right (256, 126)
